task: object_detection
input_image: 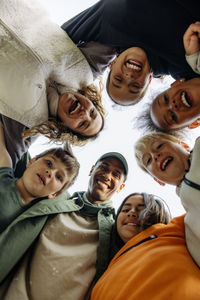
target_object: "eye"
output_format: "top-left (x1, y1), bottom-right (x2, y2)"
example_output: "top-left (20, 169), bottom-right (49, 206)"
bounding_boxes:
top-left (157, 143), bottom-right (163, 150)
top-left (113, 172), bottom-right (120, 179)
top-left (56, 174), bottom-right (63, 182)
top-left (114, 76), bottom-right (122, 83)
top-left (146, 157), bottom-right (152, 165)
top-left (170, 111), bottom-right (177, 122)
top-left (121, 209), bottom-right (130, 213)
top-left (78, 121), bottom-right (86, 129)
top-left (90, 108), bottom-right (95, 118)
top-left (46, 160), bottom-right (52, 167)
top-left (164, 94), bottom-right (169, 104)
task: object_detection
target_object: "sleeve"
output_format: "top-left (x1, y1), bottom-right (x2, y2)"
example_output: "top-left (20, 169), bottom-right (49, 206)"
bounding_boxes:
top-left (0, 167), bottom-right (28, 233)
top-left (0, 114), bottom-right (33, 170)
top-left (185, 51), bottom-right (200, 75)
top-left (176, 137), bottom-right (200, 266)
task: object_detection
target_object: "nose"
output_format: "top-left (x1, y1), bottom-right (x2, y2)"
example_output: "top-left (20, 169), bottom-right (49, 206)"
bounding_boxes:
top-left (128, 208), bottom-right (138, 217)
top-left (102, 171), bottom-right (112, 182)
top-left (80, 106), bottom-right (91, 120)
top-left (170, 100), bottom-right (178, 110)
top-left (153, 153), bottom-right (160, 161)
top-left (46, 169), bottom-right (52, 178)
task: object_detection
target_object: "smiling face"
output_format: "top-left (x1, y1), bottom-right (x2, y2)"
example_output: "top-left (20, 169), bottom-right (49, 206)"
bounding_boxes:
top-left (151, 78), bottom-right (200, 130)
top-left (140, 138), bottom-right (190, 185)
top-left (16, 155), bottom-right (70, 202)
top-left (86, 157), bottom-right (125, 203)
top-left (117, 194), bottom-right (145, 243)
top-left (57, 92), bottom-right (103, 136)
top-left (108, 47), bottom-right (152, 105)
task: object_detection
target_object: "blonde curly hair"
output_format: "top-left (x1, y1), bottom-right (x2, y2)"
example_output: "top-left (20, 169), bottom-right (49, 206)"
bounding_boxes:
top-left (23, 82), bottom-right (105, 146)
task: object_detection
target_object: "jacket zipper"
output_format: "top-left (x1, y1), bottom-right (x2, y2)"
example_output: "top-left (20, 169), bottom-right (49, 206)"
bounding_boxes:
top-left (116, 235), bottom-right (158, 259)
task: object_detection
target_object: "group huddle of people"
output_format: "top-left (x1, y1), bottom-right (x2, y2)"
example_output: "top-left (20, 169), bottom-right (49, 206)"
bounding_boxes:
top-left (0, 0), bottom-right (200, 299)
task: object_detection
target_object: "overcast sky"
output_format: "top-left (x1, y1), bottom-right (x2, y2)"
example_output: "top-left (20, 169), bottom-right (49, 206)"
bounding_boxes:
top-left (30, 0), bottom-right (199, 217)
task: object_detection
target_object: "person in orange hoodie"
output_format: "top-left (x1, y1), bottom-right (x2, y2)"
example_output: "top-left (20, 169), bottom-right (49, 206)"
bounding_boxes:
top-left (91, 193), bottom-right (200, 300)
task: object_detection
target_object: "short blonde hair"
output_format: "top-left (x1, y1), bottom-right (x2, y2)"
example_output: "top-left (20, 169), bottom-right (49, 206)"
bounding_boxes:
top-left (23, 82), bottom-right (105, 146)
top-left (134, 132), bottom-right (181, 172)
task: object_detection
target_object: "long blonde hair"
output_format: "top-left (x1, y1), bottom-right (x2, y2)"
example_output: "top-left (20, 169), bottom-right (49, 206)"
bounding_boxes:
top-left (23, 82), bottom-right (105, 146)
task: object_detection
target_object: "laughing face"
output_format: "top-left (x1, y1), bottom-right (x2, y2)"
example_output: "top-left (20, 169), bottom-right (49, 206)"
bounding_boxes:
top-left (108, 47), bottom-right (152, 105)
top-left (86, 157), bottom-right (125, 203)
top-left (57, 92), bottom-right (103, 136)
top-left (151, 78), bottom-right (200, 130)
top-left (117, 194), bottom-right (145, 243)
top-left (141, 139), bottom-right (190, 185)
top-left (16, 155), bottom-right (69, 202)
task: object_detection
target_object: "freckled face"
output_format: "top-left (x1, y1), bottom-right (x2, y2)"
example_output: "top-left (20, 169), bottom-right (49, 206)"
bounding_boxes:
top-left (108, 47), bottom-right (152, 105)
top-left (117, 195), bottom-right (145, 243)
top-left (57, 92), bottom-right (103, 136)
top-left (141, 139), bottom-right (190, 185)
top-left (22, 155), bottom-right (69, 198)
top-left (151, 78), bottom-right (200, 130)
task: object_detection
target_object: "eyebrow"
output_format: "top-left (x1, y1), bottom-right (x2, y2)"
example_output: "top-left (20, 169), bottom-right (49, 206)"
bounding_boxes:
top-left (157, 97), bottom-right (161, 106)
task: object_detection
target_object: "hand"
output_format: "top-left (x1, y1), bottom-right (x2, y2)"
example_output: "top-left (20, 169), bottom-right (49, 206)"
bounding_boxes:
top-left (183, 22), bottom-right (200, 56)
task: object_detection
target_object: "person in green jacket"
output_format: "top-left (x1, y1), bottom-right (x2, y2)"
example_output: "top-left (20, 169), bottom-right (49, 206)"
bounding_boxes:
top-left (0, 123), bottom-right (80, 233)
top-left (0, 151), bottom-right (128, 300)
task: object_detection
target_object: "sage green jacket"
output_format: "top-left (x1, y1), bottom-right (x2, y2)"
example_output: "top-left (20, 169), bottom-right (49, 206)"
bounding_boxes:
top-left (0, 192), bottom-right (115, 284)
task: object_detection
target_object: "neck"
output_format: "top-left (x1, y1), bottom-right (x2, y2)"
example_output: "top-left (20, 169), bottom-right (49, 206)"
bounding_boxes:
top-left (15, 178), bottom-right (35, 204)
top-left (86, 191), bottom-right (109, 204)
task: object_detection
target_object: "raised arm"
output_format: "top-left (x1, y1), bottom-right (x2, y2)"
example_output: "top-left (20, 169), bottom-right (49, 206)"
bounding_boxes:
top-left (177, 137), bottom-right (200, 266)
top-left (0, 122), bottom-right (12, 168)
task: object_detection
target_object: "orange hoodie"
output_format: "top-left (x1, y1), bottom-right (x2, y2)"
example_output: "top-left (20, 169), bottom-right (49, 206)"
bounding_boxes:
top-left (91, 215), bottom-right (200, 300)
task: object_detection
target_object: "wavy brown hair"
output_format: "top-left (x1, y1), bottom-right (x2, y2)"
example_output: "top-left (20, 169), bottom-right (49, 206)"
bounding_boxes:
top-left (23, 83), bottom-right (105, 146)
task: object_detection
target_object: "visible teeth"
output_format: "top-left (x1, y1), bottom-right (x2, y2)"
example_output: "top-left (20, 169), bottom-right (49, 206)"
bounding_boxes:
top-left (97, 180), bottom-right (109, 188)
top-left (70, 101), bottom-right (80, 114)
top-left (181, 92), bottom-right (191, 108)
top-left (126, 223), bottom-right (137, 226)
top-left (126, 60), bottom-right (142, 71)
top-left (161, 157), bottom-right (172, 171)
top-left (126, 62), bottom-right (141, 70)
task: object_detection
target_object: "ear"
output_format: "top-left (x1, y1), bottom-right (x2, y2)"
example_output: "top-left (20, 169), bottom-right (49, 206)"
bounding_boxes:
top-left (148, 72), bottom-right (153, 84)
top-left (109, 58), bottom-right (117, 70)
top-left (48, 192), bottom-right (59, 199)
top-left (170, 78), bottom-right (185, 87)
top-left (26, 157), bottom-right (36, 168)
top-left (89, 165), bottom-right (95, 176)
top-left (117, 183), bottom-right (125, 193)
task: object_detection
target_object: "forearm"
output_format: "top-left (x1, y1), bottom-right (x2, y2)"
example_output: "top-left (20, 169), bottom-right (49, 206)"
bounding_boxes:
top-left (0, 123), bottom-right (12, 168)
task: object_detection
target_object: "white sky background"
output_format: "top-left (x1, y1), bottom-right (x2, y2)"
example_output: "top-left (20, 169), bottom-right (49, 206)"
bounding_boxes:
top-left (30, 0), bottom-right (199, 217)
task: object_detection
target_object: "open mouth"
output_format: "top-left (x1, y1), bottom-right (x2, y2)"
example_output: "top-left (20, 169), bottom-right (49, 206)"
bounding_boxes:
top-left (37, 174), bottom-right (46, 185)
top-left (160, 157), bottom-right (173, 171)
top-left (125, 222), bottom-right (137, 226)
top-left (125, 59), bottom-right (142, 71)
top-left (181, 91), bottom-right (192, 108)
top-left (69, 99), bottom-right (81, 114)
top-left (96, 179), bottom-right (110, 189)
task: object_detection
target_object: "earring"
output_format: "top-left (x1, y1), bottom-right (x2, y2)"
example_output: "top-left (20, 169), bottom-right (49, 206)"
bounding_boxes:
top-left (179, 141), bottom-right (190, 152)
top-left (153, 177), bottom-right (165, 186)
top-left (188, 118), bottom-right (200, 129)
